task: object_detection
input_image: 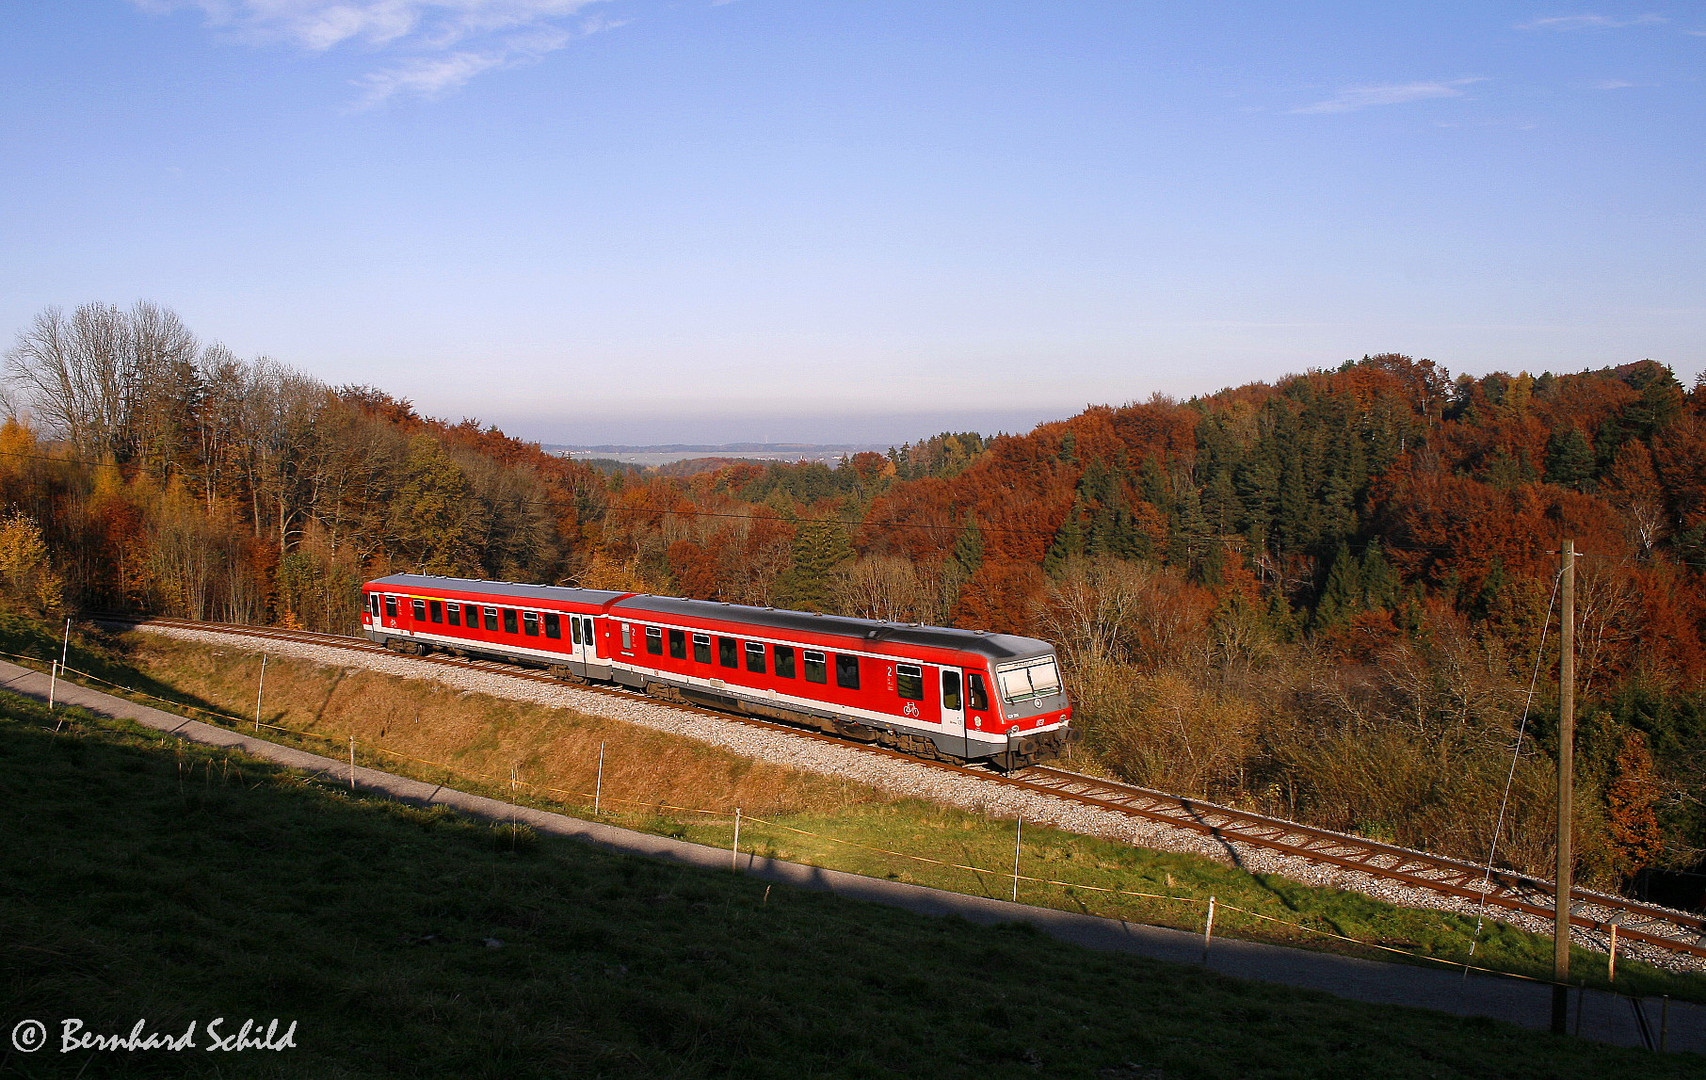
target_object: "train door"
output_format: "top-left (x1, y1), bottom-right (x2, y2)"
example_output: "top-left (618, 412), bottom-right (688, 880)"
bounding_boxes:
top-left (938, 666), bottom-right (966, 741)
top-left (565, 613), bottom-right (586, 665)
top-left (559, 610), bottom-right (586, 661)
top-left (577, 615), bottom-right (609, 679)
top-left (964, 670), bottom-right (992, 734)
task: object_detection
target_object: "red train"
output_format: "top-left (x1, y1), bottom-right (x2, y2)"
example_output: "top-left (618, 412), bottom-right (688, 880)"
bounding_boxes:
top-left (360, 574), bottom-right (1072, 769)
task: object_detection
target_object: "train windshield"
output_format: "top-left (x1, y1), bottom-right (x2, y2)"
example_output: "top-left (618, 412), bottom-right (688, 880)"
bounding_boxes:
top-left (996, 656), bottom-right (1062, 704)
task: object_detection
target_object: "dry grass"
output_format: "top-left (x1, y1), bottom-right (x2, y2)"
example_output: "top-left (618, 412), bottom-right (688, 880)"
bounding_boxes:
top-left (124, 634), bottom-right (878, 819)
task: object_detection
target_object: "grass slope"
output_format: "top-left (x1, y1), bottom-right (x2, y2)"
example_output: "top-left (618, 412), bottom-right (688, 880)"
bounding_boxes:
top-left (109, 630), bottom-right (1706, 1002)
top-left (1, 696), bottom-right (1701, 1079)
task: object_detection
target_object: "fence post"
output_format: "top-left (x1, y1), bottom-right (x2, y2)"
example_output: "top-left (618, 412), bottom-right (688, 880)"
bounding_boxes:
top-left (48, 617), bottom-right (69, 714)
top-left (1012, 816), bottom-right (1023, 902)
top-left (1608, 924), bottom-right (1618, 984)
top-left (732, 808), bottom-right (741, 871)
top-left (595, 741), bottom-right (605, 816)
top-left (254, 654), bottom-right (268, 732)
top-left (1202, 896), bottom-right (1216, 964)
top-left (348, 735), bottom-right (355, 790)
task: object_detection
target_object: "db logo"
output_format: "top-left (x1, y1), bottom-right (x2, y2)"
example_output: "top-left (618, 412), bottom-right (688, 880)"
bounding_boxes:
top-left (902, 702), bottom-right (920, 718)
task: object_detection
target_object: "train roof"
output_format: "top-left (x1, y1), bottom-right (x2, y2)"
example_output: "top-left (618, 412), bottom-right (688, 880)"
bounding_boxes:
top-left (365, 574), bottom-right (1055, 663)
top-left (366, 574), bottom-right (631, 607)
top-left (612, 593), bottom-right (1052, 662)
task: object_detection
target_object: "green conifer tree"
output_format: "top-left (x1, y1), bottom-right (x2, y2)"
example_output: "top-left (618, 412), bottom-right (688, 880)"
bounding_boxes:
top-left (1313, 540), bottom-right (1362, 630)
top-left (1544, 425), bottom-right (1595, 490)
top-left (952, 513), bottom-right (985, 579)
top-left (1266, 587), bottom-right (1301, 644)
top-left (776, 520), bottom-right (852, 612)
top-left (1275, 442), bottom-right (1314, 553)
top-left (1044, 503), bottom-right (1087, 576)
top-left (1360, 539), bottom-right (1399, 611)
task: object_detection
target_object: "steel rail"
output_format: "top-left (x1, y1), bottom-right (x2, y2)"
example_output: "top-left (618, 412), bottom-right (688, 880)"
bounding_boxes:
top-left (96, 613), bottom-right (1706, 962)
top-left (1020, 766), bottom-right (1706, 936)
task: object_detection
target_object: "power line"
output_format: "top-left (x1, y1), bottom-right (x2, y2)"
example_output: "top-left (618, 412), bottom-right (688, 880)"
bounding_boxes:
top-left (603, 503), bottom-right (1706, 571)
top-left (0, 448), bottom-right (123, 469)
top-left (600, 502), bottom-right (1258, 542)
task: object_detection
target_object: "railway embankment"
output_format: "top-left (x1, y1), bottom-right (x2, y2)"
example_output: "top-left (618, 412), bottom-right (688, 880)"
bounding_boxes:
top-left (120, 622), bottom-right (1706, 978)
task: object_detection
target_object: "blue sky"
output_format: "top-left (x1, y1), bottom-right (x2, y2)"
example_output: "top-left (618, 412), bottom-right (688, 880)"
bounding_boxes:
top-left (2, 3), bottom-right (1702, 444)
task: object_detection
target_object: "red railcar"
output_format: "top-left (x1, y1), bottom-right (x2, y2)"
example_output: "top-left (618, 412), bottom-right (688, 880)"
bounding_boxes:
top-left (360, 574), bottom-right (1072, 768)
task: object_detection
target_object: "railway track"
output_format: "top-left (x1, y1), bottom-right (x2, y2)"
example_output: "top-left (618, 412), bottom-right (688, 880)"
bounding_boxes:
top-left (98, 614), bottom-right (1706, 964)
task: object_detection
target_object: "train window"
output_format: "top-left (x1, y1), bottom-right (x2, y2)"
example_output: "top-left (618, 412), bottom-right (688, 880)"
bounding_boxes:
top-left (774, 645), bottom-right (796, 679)
top-left (967, 673), bottom-right (989, 712)
top-left (896, 664), bottom-right (923, 701)
top-left (523, 611), bottom-right (539, 636)
top-left (835, 654), bottom-right (861, 690)
top-left (385, 595), bottom-right (397, 619)
top-left (408, 599), bottom-right (423, 621)
top-left (584, 619), bottom-right (599, 657)
top-left (669, 629), bottom-right (686, 659)
top-left (544, 613), bottom-right (560, 639)
top-left (429, 600), bottom-right (443, 623)
top-left (997, 657), bottom-right (1061, 702)
top-left (570, 617), bottom-right (581, 644)
top-left (693, 634), bottom-right (711, 663)
top-left (483, 607), bottom-right (499, 632)
top-left (502, 608), bottom-right (518, 634)
top-left (621, 623), bottom-right (633, 651)
top-left (941, 670), bottom-right (960, 710)
top-left (718, 637), bottom-right (738, 668)
top-left (646, 626), bottom-right (663, 655)
top-left (745, 641), bottom-right (766, 673)
top-left (803, 650), bottom-right (826, 684)
top-left (447, 603), bottom-right (461, 627)
top-left (368, 594), bottom-right (379, 617)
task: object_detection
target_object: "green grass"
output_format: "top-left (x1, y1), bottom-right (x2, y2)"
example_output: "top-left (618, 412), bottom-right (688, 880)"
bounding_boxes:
top-left (1, 696), bottom-right (1701, 1079)
top-left (669, 805), bottom-right (1706, 1000)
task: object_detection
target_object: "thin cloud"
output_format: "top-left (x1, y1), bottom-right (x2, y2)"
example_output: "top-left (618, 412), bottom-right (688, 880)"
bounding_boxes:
top-left (1516, 14), bottom-right (1667, 31)
top-left (355, 45), bottom-right (530, 106)
top-left (1291, 78), bottom-right (1486, 115)
top-left (1592, 78), bottom-right (1637, 89)
top-left (131, 1), bottom-right (617, 102)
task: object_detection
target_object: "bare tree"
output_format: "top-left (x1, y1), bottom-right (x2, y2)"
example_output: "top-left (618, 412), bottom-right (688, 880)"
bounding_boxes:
top-left (837, 555), bottom-right (927, 622)
top-left (5, 301), bottom-right (199, 465)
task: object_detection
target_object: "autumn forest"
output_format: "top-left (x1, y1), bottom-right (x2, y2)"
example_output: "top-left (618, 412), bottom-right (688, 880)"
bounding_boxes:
top-left (5, 301), bottom-right (1704, 905)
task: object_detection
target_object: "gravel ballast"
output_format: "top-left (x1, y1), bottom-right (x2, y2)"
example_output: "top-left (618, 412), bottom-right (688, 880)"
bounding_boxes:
top-left (132, 624), bottom-right (1705, 975)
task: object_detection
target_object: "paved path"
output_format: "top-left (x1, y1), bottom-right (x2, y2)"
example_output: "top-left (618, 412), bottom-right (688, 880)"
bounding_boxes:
top-left (5, 659), bottom-right (1702, 1055)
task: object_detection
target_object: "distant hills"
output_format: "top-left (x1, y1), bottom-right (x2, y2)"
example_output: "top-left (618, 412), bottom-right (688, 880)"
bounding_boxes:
top-left (543, 443), bottom-right (888, 467)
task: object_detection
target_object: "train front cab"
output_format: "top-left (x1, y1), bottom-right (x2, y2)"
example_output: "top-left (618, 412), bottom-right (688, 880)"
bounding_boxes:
top-left (974, 654), bottom-right (1073, 770)
top-left (853, 649), bottom-right (1070, 769)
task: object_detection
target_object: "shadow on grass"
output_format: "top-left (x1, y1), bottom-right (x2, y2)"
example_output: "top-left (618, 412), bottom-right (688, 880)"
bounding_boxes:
top-left (0, 611), bottom-right (237, 724)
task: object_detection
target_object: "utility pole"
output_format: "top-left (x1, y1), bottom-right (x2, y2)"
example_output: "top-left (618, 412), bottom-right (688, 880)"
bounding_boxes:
top-left (1552, 539), bottom-right (1575, 1034)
